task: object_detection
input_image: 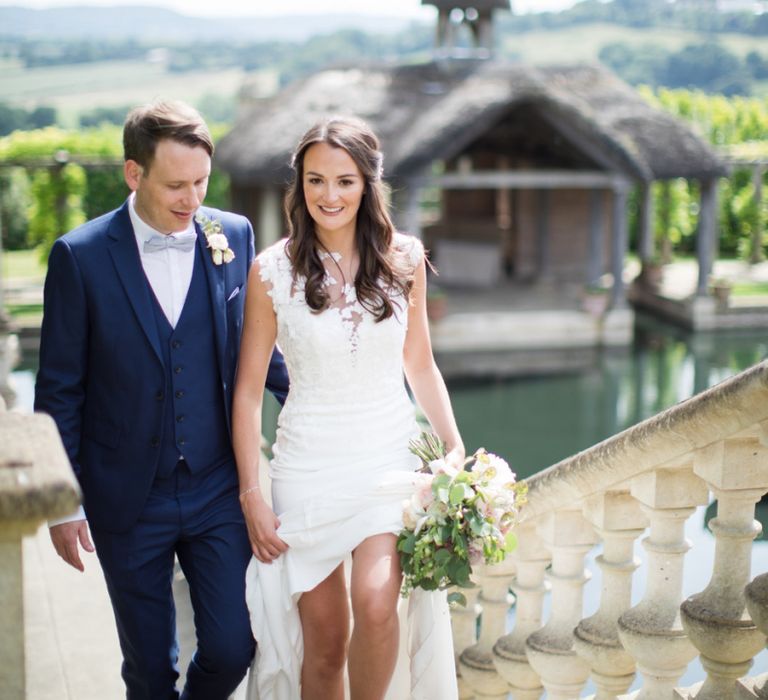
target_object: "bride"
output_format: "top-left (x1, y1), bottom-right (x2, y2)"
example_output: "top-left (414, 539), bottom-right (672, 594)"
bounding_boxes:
top-left (232, 116), bottom-right (464, 700)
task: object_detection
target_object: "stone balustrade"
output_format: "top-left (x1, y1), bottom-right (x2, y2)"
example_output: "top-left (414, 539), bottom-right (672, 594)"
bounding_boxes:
top-left (452, 359), bottom-right (768, 699)
top-left (0, 398), bottom-right (80, 700)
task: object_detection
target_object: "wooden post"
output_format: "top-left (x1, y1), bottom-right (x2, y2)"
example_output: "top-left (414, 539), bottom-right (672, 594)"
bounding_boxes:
top-left (637, 182), bottom-right (654, 262)
top-left (587, 189), bottom-right (604, 286)
top-left (611, 184), bottom-right (629, 308)
top-left (0, 175), bottom-right (10, 333)
top-left (696, 178), bottom-right (718, 298)
top-left (536, 189), bottom-right (550, 280)
top-left (256, 187), bottom-right (282, 251)
top-left (750, 163), bottom-right (765, 265)
top-left (660, 181), bottom-right (673, 264)
top-left (0, 187), bottom-right (15, 408)
top-left (392, 180), bottom-right (423, 241)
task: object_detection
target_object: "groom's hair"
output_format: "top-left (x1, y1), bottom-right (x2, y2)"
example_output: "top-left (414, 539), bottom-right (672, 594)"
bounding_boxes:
top-left (123, 100), bottom-right (214, 172)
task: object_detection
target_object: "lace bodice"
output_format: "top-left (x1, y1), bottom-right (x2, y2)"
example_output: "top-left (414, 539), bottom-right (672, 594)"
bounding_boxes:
top-left (257, 233), bottom-right (423, 404)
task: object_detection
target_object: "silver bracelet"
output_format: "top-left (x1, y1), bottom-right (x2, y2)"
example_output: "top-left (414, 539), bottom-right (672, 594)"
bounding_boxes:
top-left (239, 485), bottom-right (261, 498)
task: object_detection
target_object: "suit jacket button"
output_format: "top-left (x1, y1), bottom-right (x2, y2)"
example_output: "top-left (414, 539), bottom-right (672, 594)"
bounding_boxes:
top-left (150, 437), bottom-right (160, 448)
top-left (172, 340), bottom-right (181, 349)
top-left (175, 390), bottom-right (185, 399)
top-left (176, 415), bottom-right (185, 423)
top-left (178, 438), bottom-right (187, 446)
top-left (174, 366), bottom-right (183, 374)
top-left (155, 391), bottom-right (164, 401)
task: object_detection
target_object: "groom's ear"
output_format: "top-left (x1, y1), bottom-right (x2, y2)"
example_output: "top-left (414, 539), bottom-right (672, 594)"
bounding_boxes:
top-left (124, 160), bottom-right (143, 192)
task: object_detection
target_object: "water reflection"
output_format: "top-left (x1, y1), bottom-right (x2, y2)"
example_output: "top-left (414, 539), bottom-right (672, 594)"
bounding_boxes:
top-left (448, 314), bottom-right (768, 478)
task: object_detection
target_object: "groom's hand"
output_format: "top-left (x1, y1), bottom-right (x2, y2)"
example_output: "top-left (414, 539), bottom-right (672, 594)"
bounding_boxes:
top-left (49, 520), bottom-right (95, 572)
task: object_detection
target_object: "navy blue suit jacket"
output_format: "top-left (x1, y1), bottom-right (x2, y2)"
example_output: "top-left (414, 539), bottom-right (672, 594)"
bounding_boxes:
top-left (35, 201), bottom-right (289, 532)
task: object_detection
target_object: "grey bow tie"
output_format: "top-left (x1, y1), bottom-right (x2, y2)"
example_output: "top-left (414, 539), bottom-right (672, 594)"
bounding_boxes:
top-left (143, 232), bottom-right (197, 253)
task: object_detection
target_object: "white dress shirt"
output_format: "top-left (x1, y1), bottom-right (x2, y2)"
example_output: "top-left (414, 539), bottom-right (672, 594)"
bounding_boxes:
top-left (128, 192), bottom-right (196, 328)
top-left (49, 195), bottom-right (198, 527)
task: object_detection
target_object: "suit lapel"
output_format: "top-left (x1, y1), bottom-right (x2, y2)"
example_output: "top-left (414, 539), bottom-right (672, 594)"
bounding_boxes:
top-left (197, 213), bottom-right (227, 377)
top-left (107, 203), bottom-right (164, 366)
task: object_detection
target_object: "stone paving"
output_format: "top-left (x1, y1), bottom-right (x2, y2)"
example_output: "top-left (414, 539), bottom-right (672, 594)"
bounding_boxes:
top-left (24, 521), bottom-right (250, 699)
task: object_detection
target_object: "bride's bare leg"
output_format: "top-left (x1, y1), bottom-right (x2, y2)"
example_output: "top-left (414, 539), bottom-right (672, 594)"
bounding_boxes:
top-left (298, 563), bottom-right (349, 700)
top-left (348, 534), bottom-right (402, 700)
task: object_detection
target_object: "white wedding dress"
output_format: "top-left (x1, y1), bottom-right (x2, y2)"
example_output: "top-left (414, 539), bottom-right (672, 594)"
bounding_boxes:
top-left (244, 234), bottom-right (458, 700)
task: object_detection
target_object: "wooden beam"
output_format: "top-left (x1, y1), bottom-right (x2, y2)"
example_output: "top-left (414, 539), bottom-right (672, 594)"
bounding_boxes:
top-left (421, 170), bottom-right (632, 190)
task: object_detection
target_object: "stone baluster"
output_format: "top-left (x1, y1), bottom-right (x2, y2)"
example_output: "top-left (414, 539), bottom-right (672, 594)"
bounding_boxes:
top-left (525, 507), bottom-right (597, 700)
top-left (0, 411), bottom-right (80, 700)
top-left (453, 583), bottom-right (483, 700)
top-left (745, 574), bottom-right (768, 697)
top-left (459, 558), bottom-right (516, 699)
top-left (573, 490), bottom-right (648, 699)
top-left (493, 519), bottom-right (550, 700)
top-left (679, 437), bottom-right (768, 699)
top-left (617, 466), bottom-right (709, 699)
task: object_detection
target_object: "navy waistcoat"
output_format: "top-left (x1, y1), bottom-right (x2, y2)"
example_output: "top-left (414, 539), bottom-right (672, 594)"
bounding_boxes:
top-left (149, 248), bottom-right (232, 478)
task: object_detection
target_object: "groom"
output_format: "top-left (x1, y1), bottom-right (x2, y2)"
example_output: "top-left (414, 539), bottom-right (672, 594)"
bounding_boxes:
top-left (35, 100), bottom-right (289, 699)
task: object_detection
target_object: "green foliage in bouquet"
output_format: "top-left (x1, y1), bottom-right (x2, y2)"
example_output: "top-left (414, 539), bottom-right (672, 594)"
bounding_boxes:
top-left (397, 432), bottom-right (527, 607)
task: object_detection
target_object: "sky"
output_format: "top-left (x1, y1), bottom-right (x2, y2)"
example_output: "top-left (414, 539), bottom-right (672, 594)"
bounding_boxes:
top-left (1, 0), bottom-right (580, 17)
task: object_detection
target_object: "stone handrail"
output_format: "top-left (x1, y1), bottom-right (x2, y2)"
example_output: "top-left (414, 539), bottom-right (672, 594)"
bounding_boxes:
top-left (0, 400), bottom-right (81, 700)
top-left (524, 359), bottom-right (768, 519)
top-left (454, 359), bottom-right (768, 700)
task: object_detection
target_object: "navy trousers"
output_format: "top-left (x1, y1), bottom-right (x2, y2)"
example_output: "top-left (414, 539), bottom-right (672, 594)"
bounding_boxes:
top-left (91, 460), bottom-right (254, 700)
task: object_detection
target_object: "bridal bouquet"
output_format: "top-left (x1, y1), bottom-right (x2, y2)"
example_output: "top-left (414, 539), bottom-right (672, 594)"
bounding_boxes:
top-left (398, 432), bottom-right (527, 606)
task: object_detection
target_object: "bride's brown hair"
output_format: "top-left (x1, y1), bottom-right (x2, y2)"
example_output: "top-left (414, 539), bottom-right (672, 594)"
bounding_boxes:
top-left (284, 116), bottom-right (413, 321)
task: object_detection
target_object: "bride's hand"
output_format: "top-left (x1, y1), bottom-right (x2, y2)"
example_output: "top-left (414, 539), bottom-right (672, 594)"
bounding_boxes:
top-left (240, 492), bottom-right (289, 563)
top-left (444, 445), bottom-right (466, 473)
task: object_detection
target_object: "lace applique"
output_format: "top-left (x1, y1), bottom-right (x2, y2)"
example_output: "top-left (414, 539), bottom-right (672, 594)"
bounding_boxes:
top-left (256, 235), bottom-right (421, 368)
top-left (317, 250), bottom-right (363, 357)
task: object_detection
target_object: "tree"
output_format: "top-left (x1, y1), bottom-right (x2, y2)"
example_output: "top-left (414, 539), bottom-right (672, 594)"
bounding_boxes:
top-left (663, 43), bottom-right (752, 95)
top-left (0, 168), bottom-right (31, 250)
top-left (28, 106), bottom-right (57, 130)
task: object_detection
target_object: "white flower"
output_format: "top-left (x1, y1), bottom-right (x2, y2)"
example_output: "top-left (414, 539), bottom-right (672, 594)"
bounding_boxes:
top-left (473, 449), bottom-right (515, 486)
top-left (207, 233), bottom-right (229, 251)
top-left (402, 499), bottom-right (421, 529)
top-left (195, 212), bottom-right (235, 266)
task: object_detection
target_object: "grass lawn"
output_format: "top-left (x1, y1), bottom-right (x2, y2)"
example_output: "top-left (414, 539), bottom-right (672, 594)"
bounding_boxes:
top-left (3, 248), bottom-right (45, 325)
top-left (500, 23), bottom-right (768, 65)
top-left (2, 248), bottom-right (46, 281)
top-left (732, 280), bottom-right (768, 297)
top-left (0, 59), bottom-right (255, 127)
top-left (7, 303), bottom-right (43, 325)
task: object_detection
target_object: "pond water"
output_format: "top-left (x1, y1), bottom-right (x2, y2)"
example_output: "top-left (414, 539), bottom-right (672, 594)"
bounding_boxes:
top-left (8, 313), bottom-right (768, 688)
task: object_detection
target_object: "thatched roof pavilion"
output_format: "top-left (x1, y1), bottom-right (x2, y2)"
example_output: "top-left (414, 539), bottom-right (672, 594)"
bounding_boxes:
top-left (218, 58), bottom-right (723, 311)
top-left (218, 60), bottom-right (723, 186)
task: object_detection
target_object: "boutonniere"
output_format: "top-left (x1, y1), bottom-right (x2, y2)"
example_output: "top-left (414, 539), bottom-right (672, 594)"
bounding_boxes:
top-left (195, 212), bottom-right (235, 265)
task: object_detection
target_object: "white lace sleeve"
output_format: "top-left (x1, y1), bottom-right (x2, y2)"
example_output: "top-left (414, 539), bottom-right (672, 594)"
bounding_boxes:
top-left (256, 239), bottom-right (292, 311)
